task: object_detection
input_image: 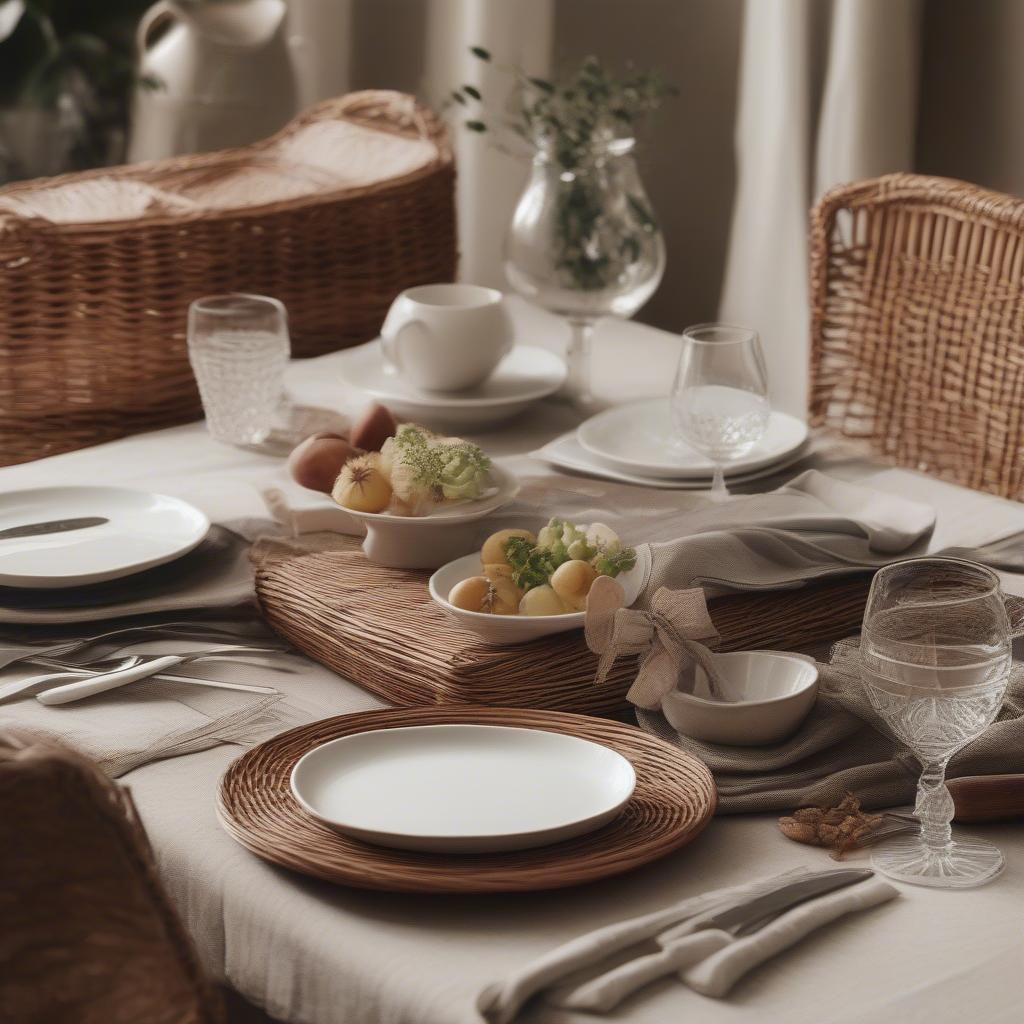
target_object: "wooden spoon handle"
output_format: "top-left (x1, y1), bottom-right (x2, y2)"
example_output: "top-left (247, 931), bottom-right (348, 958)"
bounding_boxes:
top-left (949, 775), bottom-right (1024, 822)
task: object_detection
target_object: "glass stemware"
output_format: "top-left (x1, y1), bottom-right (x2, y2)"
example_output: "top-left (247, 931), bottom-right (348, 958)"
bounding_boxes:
top-left (670, 323), bottom-right (770, 500)
top-left (860, 557), bottom-right (1012, 888)
top-left (504, 137), bottom-right (665, 405)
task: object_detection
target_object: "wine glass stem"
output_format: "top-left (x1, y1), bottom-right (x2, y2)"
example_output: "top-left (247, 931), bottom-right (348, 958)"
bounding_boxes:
top-left (916, 758), bottom-right (954, 852)
top-left (710, 462), bottom-right (728, 501)
top-left (564, 318), bottom-right (594, 404)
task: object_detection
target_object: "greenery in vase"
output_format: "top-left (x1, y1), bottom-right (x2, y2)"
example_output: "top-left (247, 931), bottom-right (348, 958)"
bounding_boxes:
top-left (453, 49), bottom-right (676, 293)
top-left (0, 0), bottom-right (158, 170)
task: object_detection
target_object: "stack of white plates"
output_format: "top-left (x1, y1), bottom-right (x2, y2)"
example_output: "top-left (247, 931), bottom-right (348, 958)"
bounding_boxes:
top-left (0, 487), bottom-right (210, 590)
top-left (539, 398), bottom-right (809, 490)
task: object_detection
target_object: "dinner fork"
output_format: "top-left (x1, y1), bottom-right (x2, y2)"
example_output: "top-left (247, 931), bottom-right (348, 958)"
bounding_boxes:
top-left (34, 645), bottom-right (284, 706)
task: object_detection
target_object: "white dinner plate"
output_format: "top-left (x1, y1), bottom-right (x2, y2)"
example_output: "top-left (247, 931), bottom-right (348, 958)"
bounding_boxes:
top-left (577, 399), bottom-right (809, 479)
top-left (290, 724), bottom-right (637, 853)
top-left (429, 545), bottom-right (649, 645)
top-left (0, 486), bottom-right (210, 589)
top-left (338, 342), bottom-right (566, 428)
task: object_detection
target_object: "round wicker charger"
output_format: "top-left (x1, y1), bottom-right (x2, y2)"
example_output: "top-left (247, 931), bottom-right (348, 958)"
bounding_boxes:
top-left (217, 706), bottom-right (716, 893)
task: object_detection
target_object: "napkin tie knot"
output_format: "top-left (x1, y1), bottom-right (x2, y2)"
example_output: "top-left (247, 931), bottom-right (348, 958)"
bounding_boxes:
top-left (585, 576), bottom-right (723, 710)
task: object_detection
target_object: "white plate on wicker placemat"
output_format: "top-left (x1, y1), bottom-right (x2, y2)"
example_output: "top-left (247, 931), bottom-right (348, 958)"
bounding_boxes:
top-left (577, 399), bottom-right (808, 479)
top-left (290, 723), bottom-right (636, 853)
top-left (0, 486), bottom-right (209, 589)
top-left (217, 706), bottom-right (716, 893)
top-left (337, 342), bottom-right (565, 428)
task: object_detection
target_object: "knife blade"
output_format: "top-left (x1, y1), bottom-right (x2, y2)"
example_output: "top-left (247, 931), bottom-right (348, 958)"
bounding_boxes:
top-left (0, 516), bottom-right (109, 541)
top-left (696, 867), bottom-right (874, 938)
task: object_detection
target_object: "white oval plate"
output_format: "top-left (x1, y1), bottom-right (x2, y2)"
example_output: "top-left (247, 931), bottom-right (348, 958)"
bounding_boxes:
top-left (340, 464), bottom-right (519, 569)
top-left (0, 486), bottom-right (210, 589)
top-left (429, 545), bottom-right (649, 646)
top-left (290, 724), bottom-right (636, 853)
top-left (338, 342), bottom-right (566, 428)
top-left (577, 399), bottom-right (808, 479)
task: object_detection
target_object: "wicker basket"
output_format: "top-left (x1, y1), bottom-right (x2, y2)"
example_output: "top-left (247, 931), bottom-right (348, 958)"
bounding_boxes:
top-left (0, 91), bottom-right (456, 466)
top-left (810, 173), bottom-right (1024, 500)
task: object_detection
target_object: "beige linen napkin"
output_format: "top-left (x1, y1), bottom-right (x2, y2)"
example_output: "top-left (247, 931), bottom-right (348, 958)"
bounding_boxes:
top-left (0, 674), bottom-right (315, 777)
top-left (551, 877), bottom-right (898, 1011)
top-left (476, 869), bottom-right (818, 1024)
top-left (637, 639), bottom-right (1024, 813)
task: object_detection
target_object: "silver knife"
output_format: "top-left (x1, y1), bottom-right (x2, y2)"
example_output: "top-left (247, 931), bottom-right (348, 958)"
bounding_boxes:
top-left (551, 869), bottom-right (874, 1012)
top-left (0, 516), bottom-right (109, 541)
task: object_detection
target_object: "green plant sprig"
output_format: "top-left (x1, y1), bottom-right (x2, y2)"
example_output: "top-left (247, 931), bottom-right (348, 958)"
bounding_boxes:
top-left (452, 48), bottom-right (677, 171)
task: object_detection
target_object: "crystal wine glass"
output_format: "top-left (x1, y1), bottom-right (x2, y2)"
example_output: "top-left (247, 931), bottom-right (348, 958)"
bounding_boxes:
top-left (670, 323), bottom-right (770, 500)
top-left (861, 557), bottom-right (1012, 888)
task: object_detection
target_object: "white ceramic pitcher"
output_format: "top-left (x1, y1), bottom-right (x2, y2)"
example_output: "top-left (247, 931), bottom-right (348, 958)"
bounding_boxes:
top-left (128, 0), bottom-right (297, 162)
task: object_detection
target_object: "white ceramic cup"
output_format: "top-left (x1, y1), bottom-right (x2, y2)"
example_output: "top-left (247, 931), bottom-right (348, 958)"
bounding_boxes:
top-left (380, 283), bottom-right (514, 392)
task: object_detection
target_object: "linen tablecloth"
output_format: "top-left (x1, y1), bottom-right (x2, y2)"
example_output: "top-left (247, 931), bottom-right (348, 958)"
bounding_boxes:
top-left (1, 299), bottom-right (1022, 1024)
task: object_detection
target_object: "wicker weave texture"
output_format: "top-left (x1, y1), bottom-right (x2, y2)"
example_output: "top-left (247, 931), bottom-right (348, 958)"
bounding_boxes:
top-left (217, 706), bottom-right (716, 893)
top-left (0, 91), bottom-right (455, 466)
top-left (0, 731), bottom-right (223, 1023)
top-left (254, 544), bottom-right (871, 715)
top-left (809, 173), bottom-right (1024, 499)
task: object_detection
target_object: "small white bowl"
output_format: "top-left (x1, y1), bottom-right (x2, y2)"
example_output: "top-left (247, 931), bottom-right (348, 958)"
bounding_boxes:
top-left (429, 545), bottom-right (650, 646)
top-left (340, 463), bottom-right (519, 569)
top-left (662, 650), bottom-right (819, 746)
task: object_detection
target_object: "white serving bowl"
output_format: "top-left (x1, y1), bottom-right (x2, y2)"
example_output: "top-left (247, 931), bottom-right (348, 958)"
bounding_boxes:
top-left (662, 650), bottom-right (819, 746)
top-left (340, 463), bottom-right (519, 569)
top-left (429, 545), bottom-right (650, 646)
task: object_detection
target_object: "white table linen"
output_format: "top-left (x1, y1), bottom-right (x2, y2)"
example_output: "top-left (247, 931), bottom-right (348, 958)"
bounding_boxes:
top-left (1, 299), bottom-right (1023, 1024)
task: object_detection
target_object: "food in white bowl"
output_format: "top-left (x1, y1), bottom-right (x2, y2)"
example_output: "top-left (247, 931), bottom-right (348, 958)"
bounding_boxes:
top-left (661, 650), bottom-right (819, 746)
top-left (448, 519), bottom-right (637, 617)
top-left (429, 520), bottom-right (649, 645)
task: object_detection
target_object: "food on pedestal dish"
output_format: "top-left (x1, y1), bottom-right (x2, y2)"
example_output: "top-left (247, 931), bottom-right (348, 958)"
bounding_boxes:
top-left (332, 423), bottom-right (495, 517)
top-left (287, 433), bottom-right (360, 494)
top-left (451, 517), bottom-right (637, 616)
top-left (287, 403), bottom-right (399, 495)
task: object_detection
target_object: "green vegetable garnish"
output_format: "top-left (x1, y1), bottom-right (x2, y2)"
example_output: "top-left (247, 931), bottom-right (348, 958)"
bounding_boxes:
top-left (387, 424), bottom-right (491, 503)
top-left (504, 535), bottom-right (565, 591)
top-left (505, 517), bottom-right (636, 590)
top-left (592, 547), bottom-right (637, 578)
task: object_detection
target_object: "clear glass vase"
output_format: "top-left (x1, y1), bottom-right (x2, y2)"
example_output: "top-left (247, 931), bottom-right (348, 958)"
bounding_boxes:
top-left (504, 138), bottom-right (666, 404)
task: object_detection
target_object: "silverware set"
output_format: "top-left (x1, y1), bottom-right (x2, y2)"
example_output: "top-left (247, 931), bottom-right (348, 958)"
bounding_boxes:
top-left (0, 621), bottom-right (292, 706)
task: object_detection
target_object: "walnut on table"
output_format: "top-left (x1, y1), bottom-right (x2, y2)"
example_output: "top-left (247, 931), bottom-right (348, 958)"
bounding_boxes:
top-left (778, 793), bottom-right (885, 859)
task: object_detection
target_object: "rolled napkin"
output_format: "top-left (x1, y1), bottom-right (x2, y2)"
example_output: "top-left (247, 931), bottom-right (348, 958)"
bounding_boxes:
top-left (476, 868), bottom-right (819, 1024)
top-left (551, 877), bottom-right (897, 1011)
top-left (681, 877), bottom-right (898, 997)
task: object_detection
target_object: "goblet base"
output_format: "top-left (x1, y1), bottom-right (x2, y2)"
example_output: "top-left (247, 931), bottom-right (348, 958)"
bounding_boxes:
top-left (872, 833), bottom-right (1004, 889)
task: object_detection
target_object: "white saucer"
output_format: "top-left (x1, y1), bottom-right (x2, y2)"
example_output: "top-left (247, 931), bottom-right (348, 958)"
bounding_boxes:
top-left (577, 399), bottom-right (809, 479)
top-left (341, 463), bottom-right (519, 569)
top-left (429, 545), bottom-right (649, 646)
top-left (536, 431), bottom-right (810, 490)
top-left (338, 342), bottom-right (566, 428)
top-left (290, 724), bottom-right (636, 853)
top-left (0, 486), bottom-right (210, 589)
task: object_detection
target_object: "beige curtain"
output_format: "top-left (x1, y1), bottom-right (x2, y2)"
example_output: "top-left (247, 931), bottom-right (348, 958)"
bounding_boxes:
top-left (718, 0), bottom-right (922, 415)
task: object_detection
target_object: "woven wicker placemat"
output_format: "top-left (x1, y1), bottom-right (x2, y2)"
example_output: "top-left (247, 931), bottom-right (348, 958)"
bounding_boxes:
top-left (254, 544), bottom-right (872, 715)
top-left (216, 706), bottom-right (716, 893)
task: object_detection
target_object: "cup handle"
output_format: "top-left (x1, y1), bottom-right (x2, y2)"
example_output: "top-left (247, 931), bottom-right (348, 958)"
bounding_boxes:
top-left (381, 319), bottom-right (427, 374)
